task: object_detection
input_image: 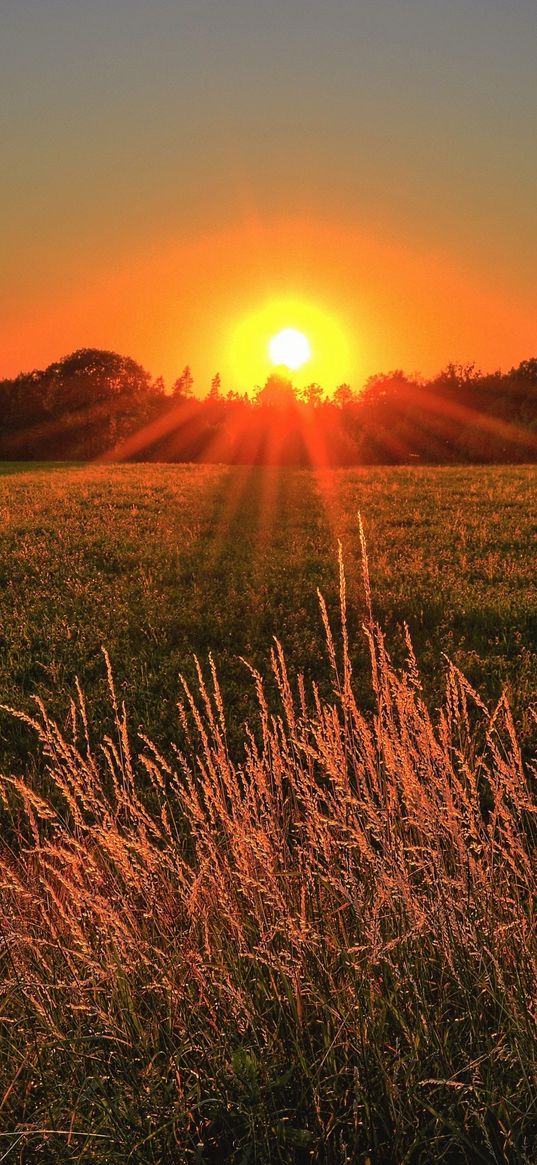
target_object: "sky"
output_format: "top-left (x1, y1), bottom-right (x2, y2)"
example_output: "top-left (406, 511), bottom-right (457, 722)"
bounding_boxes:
top-left (1, 0), bottom-right (536, 393)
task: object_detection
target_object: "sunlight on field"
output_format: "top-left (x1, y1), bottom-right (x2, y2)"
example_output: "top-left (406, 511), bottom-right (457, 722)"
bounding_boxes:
top-left (0, 462), bottom-right (534, 772)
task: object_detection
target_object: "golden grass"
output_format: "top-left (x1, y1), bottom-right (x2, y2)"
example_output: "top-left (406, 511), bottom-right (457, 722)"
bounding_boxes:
top-left (0, 544), bottom-right (535, 1161)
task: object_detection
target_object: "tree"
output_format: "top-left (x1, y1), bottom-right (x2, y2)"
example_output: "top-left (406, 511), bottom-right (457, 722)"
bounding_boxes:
top-left (255, 372), bottom-right (297, 409)
top-left (510, 358), bottom-right (537, 383)
top-left (333, 383), bottom-right (354, 407)
top-left (44, 348), bottom-right (152, 410)
top-left (1, 346), bottom-right (537, 465)
top-left (208, 373), bottom-right (222, 400)
top-left (0, 349), bottom-right (157, 458)
top-left (301, 382), bottom-right (323, 407)
top-left (433, 363), bottom-right (479, 393)
top-left (172, 366), bottom-right (194, 399)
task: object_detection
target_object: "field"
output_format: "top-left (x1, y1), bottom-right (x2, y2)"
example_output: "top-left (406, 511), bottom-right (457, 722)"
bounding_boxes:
top-left (0, 462), bottom-right (536, 1163)
top-left (0, 462), bottom-right (535, 767)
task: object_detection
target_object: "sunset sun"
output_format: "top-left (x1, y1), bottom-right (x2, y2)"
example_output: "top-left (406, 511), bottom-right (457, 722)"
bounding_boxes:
top-left (229, 297), bottom-right (351, 392)
top-left (269, 327), bottom-right (311, 371)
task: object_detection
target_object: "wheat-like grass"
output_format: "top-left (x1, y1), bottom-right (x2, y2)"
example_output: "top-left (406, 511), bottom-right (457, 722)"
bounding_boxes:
top-left (0, 547), bottom-right (535, 1162)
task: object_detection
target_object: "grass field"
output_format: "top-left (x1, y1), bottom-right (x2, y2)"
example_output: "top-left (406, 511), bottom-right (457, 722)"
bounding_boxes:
top-left (0, 462), bottom-right (535, 1162)
top-left (0, 462), bottom-right (535, 766)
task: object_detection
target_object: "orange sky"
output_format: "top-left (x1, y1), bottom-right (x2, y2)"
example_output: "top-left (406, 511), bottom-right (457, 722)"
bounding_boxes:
top-left (2, 214), bottom-right (535, 394)
top-left (2, 1), bottom-right (536, 394)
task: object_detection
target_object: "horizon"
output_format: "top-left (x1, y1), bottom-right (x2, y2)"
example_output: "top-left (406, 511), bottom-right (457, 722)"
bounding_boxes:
top-left (3, 343), bottom-right (536, 400)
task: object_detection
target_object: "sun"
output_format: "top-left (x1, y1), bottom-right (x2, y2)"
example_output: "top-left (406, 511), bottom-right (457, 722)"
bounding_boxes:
top-left (228, 296), bottom-right (352, 394)
top-left (269, 328), bottom-right (311, 371)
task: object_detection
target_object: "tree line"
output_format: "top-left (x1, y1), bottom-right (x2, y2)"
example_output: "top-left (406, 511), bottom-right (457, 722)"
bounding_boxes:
top-left (1, 347), bottom-right (536, 464)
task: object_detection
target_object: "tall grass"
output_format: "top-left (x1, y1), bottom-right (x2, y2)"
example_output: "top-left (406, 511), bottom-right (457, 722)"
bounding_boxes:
top-left (0, 545), bottom-right (535, 1162)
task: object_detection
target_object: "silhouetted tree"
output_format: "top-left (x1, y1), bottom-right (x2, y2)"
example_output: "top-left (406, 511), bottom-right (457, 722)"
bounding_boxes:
top-left (333, 383), bottom-right (354, 407)
top-left (301, 382), bottom-right (324, 407)
top-left (208, 373), bottom-right (222, 400)
top-left (255, 372), bottom-right (296, 409)
top-left (1, 349), bottom-right (536, 465)
top-left (172, 366), bottom-right (194, 399)
top-left (0, 349), bottom-right (158, 458)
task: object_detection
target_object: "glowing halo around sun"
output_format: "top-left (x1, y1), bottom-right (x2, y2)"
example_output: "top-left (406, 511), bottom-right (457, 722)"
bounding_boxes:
top-left (269, 327), bottom-right (311, 371)
top-left (228, 297), bottom-right (352, 395)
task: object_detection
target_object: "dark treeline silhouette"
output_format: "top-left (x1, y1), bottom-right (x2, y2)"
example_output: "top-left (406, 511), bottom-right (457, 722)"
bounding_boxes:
top-left (1, 348), bottom-right (536, 465)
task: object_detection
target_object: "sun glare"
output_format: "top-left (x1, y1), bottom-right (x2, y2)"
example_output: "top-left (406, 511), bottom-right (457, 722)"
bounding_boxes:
top-left (228, 297), bottom-right (352, 395)
top-left (269, 328), bottom-right (311, 371)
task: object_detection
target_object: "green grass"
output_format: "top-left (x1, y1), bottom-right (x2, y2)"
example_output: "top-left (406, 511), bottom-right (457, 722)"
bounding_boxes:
top-left (0, 462), bottom-right (535, 1162)
top-left (0, 538), bottom-right (535, 1163)
top-left (0, 463), bottom-right (535, 769)
top-left (0, 460), bottom-right (80, 475)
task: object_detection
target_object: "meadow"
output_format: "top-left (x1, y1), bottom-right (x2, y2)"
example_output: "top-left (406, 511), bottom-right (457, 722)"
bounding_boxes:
top-left (0, 462), bottom-right (535, 768)
top-left (0, 462), bottom-right (535, 1162)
